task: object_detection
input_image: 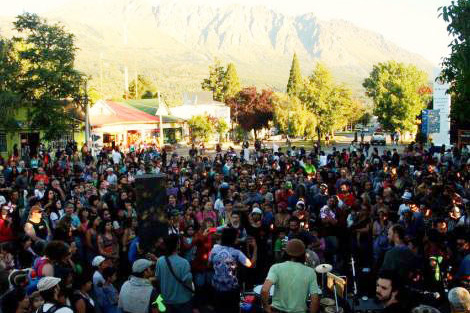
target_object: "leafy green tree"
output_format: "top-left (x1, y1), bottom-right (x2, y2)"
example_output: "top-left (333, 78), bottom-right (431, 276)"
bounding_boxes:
top-left (0, 37), bottom-right (21, 131)
top-left (286, 53), bottom-right (303, 97)
top-left (87, 86), bottom-right (102, 105)
top-left (358, 111), bottom-right (373, 127)
top-left (202, 58), bottom-right (226, 102)
top-left (226, 87), bottom-right (274, 140)
top-left (188, 115), bottom-right (215, 143)
top-left (223, 63), bottom-right (241, 99)
top-left (215, 118), bottom-right (229, 142)
top-left (128, 74), bottom-right (158, 99)
top-left (363, 61), bottom-right (430, 133)
top-left (439, 1), bottom-right (470, 127)
top-left (12, 13), bottom-right (83, 140)
top-left (273, 92), bottom-right (316, 138)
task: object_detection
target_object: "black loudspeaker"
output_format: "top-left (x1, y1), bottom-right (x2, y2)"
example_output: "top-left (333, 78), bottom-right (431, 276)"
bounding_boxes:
top-left (134, 173), bottom-right (168, 251)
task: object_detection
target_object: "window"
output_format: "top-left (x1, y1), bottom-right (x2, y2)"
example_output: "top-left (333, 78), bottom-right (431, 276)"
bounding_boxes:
top-left (49, 132), bottom-right (73, 150)
top-left (0, 133), bottom-right (6, 152)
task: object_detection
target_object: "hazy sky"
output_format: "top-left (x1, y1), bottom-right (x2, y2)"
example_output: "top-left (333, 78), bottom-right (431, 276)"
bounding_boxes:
top-left (1, 0), bottom-right (452, 66)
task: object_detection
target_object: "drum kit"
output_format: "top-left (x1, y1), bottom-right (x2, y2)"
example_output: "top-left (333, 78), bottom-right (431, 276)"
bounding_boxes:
top-left (315, 263), bottom-right (344, 313)
top-left (243, 263), bottom-right (345, 313)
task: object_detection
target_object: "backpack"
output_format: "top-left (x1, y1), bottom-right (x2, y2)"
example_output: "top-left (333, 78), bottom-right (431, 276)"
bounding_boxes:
top-left (32, 257), bottom-right (51, 278)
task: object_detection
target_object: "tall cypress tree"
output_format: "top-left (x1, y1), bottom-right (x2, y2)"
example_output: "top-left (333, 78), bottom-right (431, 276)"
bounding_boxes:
top-left (286, 53), bottom-right (303, 97)
top-left (223, 62), bottom-right (241, 100)
top-left (202, 58), bottom-right (226, 102)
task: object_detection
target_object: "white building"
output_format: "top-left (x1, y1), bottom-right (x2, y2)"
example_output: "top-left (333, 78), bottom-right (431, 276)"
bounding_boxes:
top-left (170, 92), bottom-right (231, 126)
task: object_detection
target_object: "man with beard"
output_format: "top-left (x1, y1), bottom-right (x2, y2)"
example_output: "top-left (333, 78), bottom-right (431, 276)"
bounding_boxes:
top-left (311, 183), bottom-right (328, 214)
top-left (381, 224), bottom-right (416, 279)
top-left (375, 270), bottom-right (405, 313)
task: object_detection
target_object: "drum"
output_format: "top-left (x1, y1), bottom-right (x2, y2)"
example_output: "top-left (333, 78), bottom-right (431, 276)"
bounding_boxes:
top-left (320, 297), bottom-right (335, 307)
top-left (253, 284), bottom-right (274, 297)
top-left (324, 306), bottom-right (343, 313)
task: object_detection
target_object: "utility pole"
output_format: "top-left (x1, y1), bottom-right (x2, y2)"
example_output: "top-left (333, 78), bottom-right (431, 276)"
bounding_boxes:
top-left (123, 0), bottom-right (129, 98)
top-left (84, 79), bottom-right (91, 153)
top-left (135, 70), bottom-right (138, 99)
top-left (99, 52), bottom-right (103, 96)
top-left (157, 92), bottom-right (164, 148)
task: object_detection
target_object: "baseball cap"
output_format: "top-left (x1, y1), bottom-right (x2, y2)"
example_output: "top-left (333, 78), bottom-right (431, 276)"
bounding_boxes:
top-left (251, 208), bottom-right (263, 215)
top-left (402, 191), bottom-right (412, 201)
top-left (37, 277), bottom-right (61, 292)
top-left (92, 255), bottom-right (106, 267)
top-left (132, 259), bottom-right (154, 274)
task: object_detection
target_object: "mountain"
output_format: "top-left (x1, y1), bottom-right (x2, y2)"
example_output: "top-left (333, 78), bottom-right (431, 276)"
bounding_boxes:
top-left (0, 0), bottom-right (433, 104)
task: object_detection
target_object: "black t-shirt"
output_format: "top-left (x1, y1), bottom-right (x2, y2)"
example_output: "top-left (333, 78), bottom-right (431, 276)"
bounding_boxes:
top-left (28, 218), bottom-right (49, 240)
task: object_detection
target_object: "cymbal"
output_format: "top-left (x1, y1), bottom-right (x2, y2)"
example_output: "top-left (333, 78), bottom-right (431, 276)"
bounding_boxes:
top-left (315, 264), bottom-right (333, 274)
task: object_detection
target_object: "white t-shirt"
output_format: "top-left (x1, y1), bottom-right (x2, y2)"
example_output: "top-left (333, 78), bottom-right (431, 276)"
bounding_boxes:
top-left (50, 210), bottom-right (65, 228)
top-left (35, 189), bottom-right (45, 199)
top-left (93, 270), bottom-right (105, 286)
top-left (214, 198), bottom-right (225, 215)
top-left (112, 150), bottom-right (121, 164)
top-left (41, 303), bottom-right (73, 313)
top-left (398, 203), bottom-right (410, 219)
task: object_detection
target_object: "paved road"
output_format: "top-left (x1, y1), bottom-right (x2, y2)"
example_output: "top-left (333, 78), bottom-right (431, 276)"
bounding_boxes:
top-left (173, 132), bottom-right (406, 157)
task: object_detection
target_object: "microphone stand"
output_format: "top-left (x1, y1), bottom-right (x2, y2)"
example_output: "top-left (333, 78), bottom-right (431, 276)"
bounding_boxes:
top-left (350, 256), bottom-right (359, 312)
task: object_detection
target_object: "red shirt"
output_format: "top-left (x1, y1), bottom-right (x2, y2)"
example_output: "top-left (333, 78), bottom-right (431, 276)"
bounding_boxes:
top-left (34, 173), bottom-right (49, 185)
top-left (0, 219), bottom-right (15, 243)
top-left (338, 192), bottom-right (355, 207)
top-left (191, 232), bottom-right (213, 272)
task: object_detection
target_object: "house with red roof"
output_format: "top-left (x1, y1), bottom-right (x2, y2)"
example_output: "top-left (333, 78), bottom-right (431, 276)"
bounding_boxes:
top-left (89, 100), bottom-right (184, 149)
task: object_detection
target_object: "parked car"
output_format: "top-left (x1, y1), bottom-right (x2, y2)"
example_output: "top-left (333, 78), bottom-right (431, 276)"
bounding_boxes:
top-left (370, 132), bottom-right (386, 145)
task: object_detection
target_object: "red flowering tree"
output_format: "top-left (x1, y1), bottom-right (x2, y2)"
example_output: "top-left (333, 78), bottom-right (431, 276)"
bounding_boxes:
top-left (226, 87), bottom-right (274, 140)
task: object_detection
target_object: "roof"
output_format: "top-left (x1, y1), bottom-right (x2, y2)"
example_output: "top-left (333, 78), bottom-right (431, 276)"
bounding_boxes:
top-left (121, 99), bottom-right (185, 123)
top-left (183, 92), bottom-right (224, 105)
top-left (90, 100), bottom-right (160, 127)
top-left (122, 99), bottom-right (162, 116)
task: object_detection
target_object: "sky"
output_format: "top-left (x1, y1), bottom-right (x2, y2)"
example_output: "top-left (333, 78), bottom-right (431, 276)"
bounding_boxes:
top-left (0, 0), bottom-right (452, 66)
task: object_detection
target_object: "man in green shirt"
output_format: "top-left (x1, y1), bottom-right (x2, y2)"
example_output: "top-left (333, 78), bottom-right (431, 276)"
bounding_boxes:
top-left (261, 239), bottom-right (321, 313)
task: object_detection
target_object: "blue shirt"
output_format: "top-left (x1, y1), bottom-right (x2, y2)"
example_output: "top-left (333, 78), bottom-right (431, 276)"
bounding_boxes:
top-left (155, 255), bottom-right (193, 305)
top-left (209, 244), bottom-right (248, 292)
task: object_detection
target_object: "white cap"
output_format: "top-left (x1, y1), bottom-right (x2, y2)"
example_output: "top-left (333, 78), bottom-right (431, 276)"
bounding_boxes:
top-left (132, 259), bottom-right (154, 273)
top-left (251, 208), bottom-right (263, 215)
top-left (37, 277), bottom-right (61, 292)
top-left (402, 191), bottom-right (412, 200)
top-left (92, 255), bottom-right (106, 267)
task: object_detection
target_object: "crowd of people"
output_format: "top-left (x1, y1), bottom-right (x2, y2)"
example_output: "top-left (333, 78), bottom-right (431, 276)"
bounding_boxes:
top-left (0, 139), bottom-right (469, 313)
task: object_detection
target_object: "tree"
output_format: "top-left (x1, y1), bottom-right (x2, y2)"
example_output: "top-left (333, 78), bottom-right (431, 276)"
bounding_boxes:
top-left (128, 74), bottom-right (158, 99)
top-left (358, 111), bottom-right (373, 127)
top-left (223, 63), bottom-right (241, 99)
top-left (286, 53), bottom-right (303, 97)
top-left (201, 58), bottom-right (226, 102)
top-left (226, 87), bottom-right (274, 140)
top-left (12, 13), bottom-right (83, 140)
top-left (188, 115), bottom-right (215, 143)
top-left (273, 93), bottom-right (317, 138)
top-left (0, 37), bottom-right (21, 131)
top-left (439, 1), bottom-right (470, 127)
top-left (363, 61), bottom-right (431, 133)
top-left (215, 118), bottom-right (229, 142)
